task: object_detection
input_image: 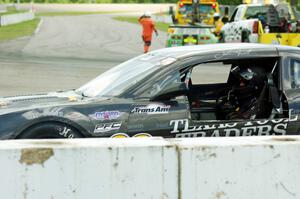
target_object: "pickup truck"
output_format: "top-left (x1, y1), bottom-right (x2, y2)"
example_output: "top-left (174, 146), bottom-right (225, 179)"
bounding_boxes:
top-left (220, 3), bottom-right (300, 47)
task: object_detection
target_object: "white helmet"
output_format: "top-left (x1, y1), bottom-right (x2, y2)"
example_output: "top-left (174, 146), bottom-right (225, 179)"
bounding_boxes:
top-left (213, 13), bottom-right (220, 18)
top-left (144, 11), bottom-right (151, 17)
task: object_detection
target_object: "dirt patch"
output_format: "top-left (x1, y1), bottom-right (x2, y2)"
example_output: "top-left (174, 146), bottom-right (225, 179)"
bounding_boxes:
top-left (19, 148), bottom-right (54, 166)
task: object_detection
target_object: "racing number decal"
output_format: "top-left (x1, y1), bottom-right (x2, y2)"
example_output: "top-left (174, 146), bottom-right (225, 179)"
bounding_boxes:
top-left (110, 133), bottom-right (129, 138)
top-left (110, 133), bottom-right (152, 138)
top-left (133, 133), bottom-right (152, 138)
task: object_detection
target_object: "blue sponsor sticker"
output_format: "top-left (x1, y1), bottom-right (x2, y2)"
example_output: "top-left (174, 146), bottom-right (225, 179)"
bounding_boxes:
top-left (91, 111), bottom-right (120, 120)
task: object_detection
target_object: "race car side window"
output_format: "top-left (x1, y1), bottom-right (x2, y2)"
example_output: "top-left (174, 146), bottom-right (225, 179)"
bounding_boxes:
top-left (190, 62), bottom-right (231, 84)
top-left (142, 70), bottom-right (182, 98)
top-left (288, 59), bottom-right (300, 89)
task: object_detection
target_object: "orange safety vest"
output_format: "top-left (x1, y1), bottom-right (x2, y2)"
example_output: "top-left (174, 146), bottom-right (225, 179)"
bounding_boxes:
top-left (139, 18), bottom-right (156, 41)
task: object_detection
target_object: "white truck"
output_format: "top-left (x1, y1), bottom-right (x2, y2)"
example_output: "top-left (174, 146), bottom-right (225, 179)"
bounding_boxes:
top-left (220, 3), bottom-right (300, 47)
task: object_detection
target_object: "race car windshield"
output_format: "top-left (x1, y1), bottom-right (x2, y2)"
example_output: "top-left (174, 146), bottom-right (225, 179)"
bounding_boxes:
top-left (76, 54), bottom-right (171, 97)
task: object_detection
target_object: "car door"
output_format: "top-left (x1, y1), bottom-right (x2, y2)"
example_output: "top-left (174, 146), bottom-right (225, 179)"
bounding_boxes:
top-left (281, 56), bottom-right (300, 135)
top-left (127, 97), bottom-right (190, 138)
top-left (127, 66), bottom-right (190, 138)
top-left (170, 117), bottom-right (300, 137)
top-left (169, 52), bottom-right (300, 137)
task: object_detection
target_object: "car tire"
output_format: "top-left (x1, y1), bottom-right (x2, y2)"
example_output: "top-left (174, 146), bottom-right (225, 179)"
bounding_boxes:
top-left (17, 122), bottom-right (83, 139)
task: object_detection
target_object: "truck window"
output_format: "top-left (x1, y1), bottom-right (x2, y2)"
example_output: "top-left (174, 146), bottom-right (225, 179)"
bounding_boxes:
top-left (230, 8), bottom-right (238, 22)
top-left (276, 4), bottom-right (292, 20)
top-left (179, 4), bottom-right (216, 15)
top-left (245, 6), bottom-right (269, 19)
top-left (235, 6), bottom-right (246, 21)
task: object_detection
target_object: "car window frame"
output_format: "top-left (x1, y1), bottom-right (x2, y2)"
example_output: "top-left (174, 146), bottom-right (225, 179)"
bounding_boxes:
top-left (124, 48), bottom-right (280, 100)
top-left (282, 55), bottom-right (300, 91)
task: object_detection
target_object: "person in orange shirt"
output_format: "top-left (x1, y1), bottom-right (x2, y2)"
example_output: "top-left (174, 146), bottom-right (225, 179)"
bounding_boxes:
top-left (213, 13), bottom-right (224, 37)
top-left (138, 11), bottom-right (158, 53)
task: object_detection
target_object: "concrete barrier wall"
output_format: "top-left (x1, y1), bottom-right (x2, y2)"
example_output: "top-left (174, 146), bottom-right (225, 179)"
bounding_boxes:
top-left (0, 136), bottom-right (299, 199)
top-left (178, 136), bottom-right (300, 199)
top-left (0, 11), bottom-right (34, 26)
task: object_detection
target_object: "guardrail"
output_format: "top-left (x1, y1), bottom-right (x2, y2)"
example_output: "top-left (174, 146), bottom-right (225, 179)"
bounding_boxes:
top-left (0, 11), bottom-right (34, 26)
top-left (0, 136), bottom-right (299, 198)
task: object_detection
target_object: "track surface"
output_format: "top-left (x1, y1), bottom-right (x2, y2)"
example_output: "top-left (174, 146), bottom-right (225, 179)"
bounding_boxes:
top-left (0, 5), bottom-right (225, 97)
top-left (0, 6), bottom-right (168, 96)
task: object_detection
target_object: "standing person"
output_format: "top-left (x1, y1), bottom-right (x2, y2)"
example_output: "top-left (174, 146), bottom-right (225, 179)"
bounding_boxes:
top-left (213, 13), bottom-right (224, 37)
top-left (138, 11), bottom-right (158, 53)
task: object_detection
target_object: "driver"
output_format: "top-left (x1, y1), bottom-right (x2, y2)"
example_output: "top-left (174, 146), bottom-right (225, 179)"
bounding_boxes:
top-left (218, 66), bottom-right (261, 120)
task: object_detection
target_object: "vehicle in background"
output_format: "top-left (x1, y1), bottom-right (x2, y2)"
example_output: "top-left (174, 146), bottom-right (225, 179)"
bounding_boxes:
top-left (166, 25), bottom-right (218, 47)
top-left (167, 0), bottom-right (220, 47)
top-left (220, 2), bottom-right (300, 47)
top-left (172, 0), bottom-right (220, 25)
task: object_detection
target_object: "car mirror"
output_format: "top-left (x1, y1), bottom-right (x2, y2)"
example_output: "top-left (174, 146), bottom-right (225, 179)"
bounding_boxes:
top-left (150, 82), bottom-right (188, 101)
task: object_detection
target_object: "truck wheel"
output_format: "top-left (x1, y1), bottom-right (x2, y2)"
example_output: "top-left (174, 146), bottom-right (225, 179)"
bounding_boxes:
top-left (241, 31), bottom-right (250, 43)
top-left (219, 33), bottom-right (225, 43)
top-left (17, 122), bottom-right (83, 139)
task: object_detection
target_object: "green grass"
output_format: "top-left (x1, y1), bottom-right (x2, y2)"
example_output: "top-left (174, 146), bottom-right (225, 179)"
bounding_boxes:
top-left (0, 18), bottom-right (41, 41)
top-left (113, 16), bottom-right (169, 32)
top-left (0, 7), bottom-right (28, 16)
top-left (36, 11), bottom-right (130, 17)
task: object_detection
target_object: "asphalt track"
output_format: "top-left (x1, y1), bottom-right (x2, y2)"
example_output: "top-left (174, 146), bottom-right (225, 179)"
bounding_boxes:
top-left (0, 4), bottom-right (225, 96)
top-left (0, 6), bottom-right (168, 96)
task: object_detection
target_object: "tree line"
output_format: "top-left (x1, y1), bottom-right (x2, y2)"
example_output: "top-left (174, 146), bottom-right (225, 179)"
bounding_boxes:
top-left (0, 0), bottom-right (298, 7)
top-left (0, 0), bottom-right (243, 4)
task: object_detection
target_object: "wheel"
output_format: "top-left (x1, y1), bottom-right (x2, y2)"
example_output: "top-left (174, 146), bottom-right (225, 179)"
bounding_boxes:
top-left (219, 32), bottom-right (225, 43)
top-left (17, 122), bottom-right (83, 139)
top-left (241, 31), bottom-right (250, 43)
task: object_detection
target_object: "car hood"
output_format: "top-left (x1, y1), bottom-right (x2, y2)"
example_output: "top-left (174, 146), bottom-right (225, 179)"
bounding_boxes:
top-left (0, 90), bottom-right (93, 114)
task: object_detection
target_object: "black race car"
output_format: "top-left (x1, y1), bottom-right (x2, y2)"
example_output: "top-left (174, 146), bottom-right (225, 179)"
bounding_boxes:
top-left (1, 43), bottom-right (300, 139)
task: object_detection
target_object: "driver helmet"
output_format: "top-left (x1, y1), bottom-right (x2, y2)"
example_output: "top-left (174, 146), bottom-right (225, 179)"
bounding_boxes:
top-left (231, 66), bottom-right (256, 81)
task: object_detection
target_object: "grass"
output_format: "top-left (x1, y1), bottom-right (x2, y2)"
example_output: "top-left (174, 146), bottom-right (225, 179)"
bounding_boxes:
top-left (36, 11), bottom-right (131, 17)
top-left (0, 6), bottom-right (28, 16)
top-left (113, 16), bottom-right (169, 32)
top-left (0, 18), bottom-right (41, 41)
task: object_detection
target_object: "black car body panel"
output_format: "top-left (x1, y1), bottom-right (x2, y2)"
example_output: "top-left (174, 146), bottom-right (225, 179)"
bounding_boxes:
top-left (1, 43), bottom-right (300, 139)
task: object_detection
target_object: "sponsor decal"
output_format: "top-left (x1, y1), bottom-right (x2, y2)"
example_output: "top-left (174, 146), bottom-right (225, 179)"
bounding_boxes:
top-left (128, 123), bottom-right (144, 130)
top-left (170, 115), bottom-right (298, 137)
top-left (57, 126), bottom-right (75, 139)
top-left (131, 103), bottom-right (170, 115)
top-left (68, 96), bottom-right (77, 102)
top-left (214, 49), bottom-right (252, 60)
top-left (133, 133), bottom-right (152, 138)
top-left (94, 122), bottom-right (122, 133)
top-left (111, 133), bottom-right (129, 138)
top-left (90, 111), bottom-right (120, 121)
top-left (110, 133), bottom-right (152, 138)
top-left (0, 100), bottom-right (9, 107)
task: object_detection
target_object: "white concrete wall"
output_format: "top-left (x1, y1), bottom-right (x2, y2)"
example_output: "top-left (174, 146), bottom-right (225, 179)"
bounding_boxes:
top-left (0, 136), bottom-right (300, 199)
top-left (178, 136), bottom-right (300, 199)
top-left (0, 11), bottom-right (34, 26)
top-left (0, 138), bottom-right (178, 199)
